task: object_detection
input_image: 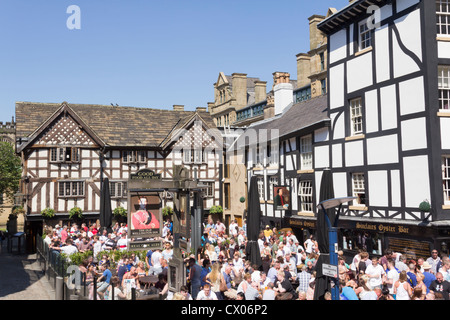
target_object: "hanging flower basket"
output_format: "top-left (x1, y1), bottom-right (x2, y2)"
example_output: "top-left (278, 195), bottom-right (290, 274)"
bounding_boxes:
top-left (419, 200), bottom-right (431, 212)
top-left (210, 205), bottom-right (223, 214)
top-left (113, 206), bottom-right (127, 217)
top-left (41, 207), bottom-right (55, 219)
top-left (240, 197), bottom-right (246, 203)
top-left (162, 206), bottom-right (174, 217)
top-left (69, 206), bottom-right (83, 220)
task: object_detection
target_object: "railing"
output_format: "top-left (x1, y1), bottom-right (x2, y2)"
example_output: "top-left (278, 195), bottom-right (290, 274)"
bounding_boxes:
top-left (35, 235), bottom-right (165, 300)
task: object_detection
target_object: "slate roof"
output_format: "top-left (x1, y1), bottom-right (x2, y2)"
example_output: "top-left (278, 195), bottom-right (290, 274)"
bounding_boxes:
top-left (15, 102), bottom-right (216, 148)
top-left (234, 94), bottom-right (329, 147)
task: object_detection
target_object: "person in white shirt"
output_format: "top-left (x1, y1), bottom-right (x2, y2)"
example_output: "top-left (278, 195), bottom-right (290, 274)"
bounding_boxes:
top-left (59, 238), bottom-right (78, 262)
top-left (395, 254), bottom-right (409, 273)
top-left (304, 235), bottom-right (316, 255)
top-left (196, 284), bottom-right (218, 300)
top-left (365, 257), bottom-right (386, 289)
top-left (237, 229), bottom-right (246, 247)
top-left (92, 235), bottom-right (103, 258)
top-left (385, 259), bottom-right (399, 295)
top-left (262, 282), bottom-right (276, 300)
top-left (229, 220), bottom-right (238, 237)
top-left (116, 233), bottom-right (128, 251)
top-left (150, 249), bottom-right (163, 275)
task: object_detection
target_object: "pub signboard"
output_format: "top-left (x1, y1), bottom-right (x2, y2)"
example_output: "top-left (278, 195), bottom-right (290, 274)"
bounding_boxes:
top-left (127, 169), bottom-right (163, 251)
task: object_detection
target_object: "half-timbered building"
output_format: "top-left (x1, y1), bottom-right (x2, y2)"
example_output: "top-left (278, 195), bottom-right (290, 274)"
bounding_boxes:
top-left (317, 0), bottom-right (450, 257)
top-left (234, 72), bottom-right (329, 233)
top-left (15, 101), bottom-right (221, 247)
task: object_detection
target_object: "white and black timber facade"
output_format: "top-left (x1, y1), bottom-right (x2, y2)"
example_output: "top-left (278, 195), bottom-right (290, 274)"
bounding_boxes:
top-left (15, 102), bottom-right (221, 251)
top-left (315, 0), bottom-right (450, 257)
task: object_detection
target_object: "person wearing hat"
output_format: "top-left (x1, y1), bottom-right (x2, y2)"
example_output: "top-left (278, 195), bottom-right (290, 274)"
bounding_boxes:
top-left (263, 225), bottom-right (273, 240)
top-left (54, 224), bottom-right (61, 237)
top-left (422, 261), bottom-right (436, 292)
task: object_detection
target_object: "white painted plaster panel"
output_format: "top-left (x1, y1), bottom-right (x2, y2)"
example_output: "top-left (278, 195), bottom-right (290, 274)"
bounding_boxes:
top-left (391, 169), bottom-right (401, 207)
top-left (368, 171), bottom-right (389, 207)
top-left (367, 135), bottom-right (399, 165)
top-left (394, 9), bottom-right (422, 61)
top-left (441, 117), bottom-right (450, 150)
top-left (399, 76), bottom-right (425, 116)
top-left (329, 64), bottom-right (345, 110)
top-left (403, 155), bottom-right (430, 208)
top-left (332, 143), bottom-right (343, 168)
top-left (347, 52), bottom-right (373, 93)
top-left (380, 84), bottom-right (398, 131)
top-left (333, 172), bottom-right (348, 198)
top-left (438, 41), bottom-right (450, 59)
top-left (314, 145), bottom-right (329, 169)
top-left (365, 89), bottom-right (379, 134)
top-left (330, 29), bottom-right (347, 64)
top-left (314, 127), bottom-right (329, 143)
top-left (345, 140), bottom-right (364, 167)
top-left (331, 112), bottom-right (345, 140)
top-left (375, 24), bottom-right (391, 83)
top-left (401, 117), bottom-right (427, 151)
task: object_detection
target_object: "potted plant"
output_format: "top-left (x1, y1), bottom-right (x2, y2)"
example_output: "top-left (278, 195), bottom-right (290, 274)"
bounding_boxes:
top-left (113, 206), bottom-right (127, 223)
top-left (113, 206), bottom-right (127, 217)
top-left (240, 197), bottom-right (246, 203)
top-left (69, 206), bottom-right (83, 220)
top-left (41, 207), bottom-right (55, 219)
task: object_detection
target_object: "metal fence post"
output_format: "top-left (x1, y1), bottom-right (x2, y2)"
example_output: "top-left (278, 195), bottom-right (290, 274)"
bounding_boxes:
top-left (93, 274), bottom-right (97, 300)
top-left (55, 276), bottom-right (64, 300)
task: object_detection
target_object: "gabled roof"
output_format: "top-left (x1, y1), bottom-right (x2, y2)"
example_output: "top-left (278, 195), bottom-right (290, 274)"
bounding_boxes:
top-left (15, 101), bottom-right (216, 149)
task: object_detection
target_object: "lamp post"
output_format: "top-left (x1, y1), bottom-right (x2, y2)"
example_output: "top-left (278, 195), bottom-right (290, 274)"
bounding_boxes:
top-left (317, 196), bottom-right (356, 301)
top-left (13, 192), bottom-right (24, 207)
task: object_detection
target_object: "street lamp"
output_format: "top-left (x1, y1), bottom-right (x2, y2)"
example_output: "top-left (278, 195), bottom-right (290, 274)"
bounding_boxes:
top-left (13, 192), bottom-right (24, 207)
top-left (317, 196), bottom-right (356, 301)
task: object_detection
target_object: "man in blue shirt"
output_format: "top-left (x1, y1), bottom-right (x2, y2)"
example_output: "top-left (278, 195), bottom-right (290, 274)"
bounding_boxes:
top-left (341, 280), bottom-right (359, 300)
top-left (407, 263), bottom-right (418, 287)
top-left (97, 263), bottom-right (112, 299)
top-left (422, 262), bottom-right (436, 293)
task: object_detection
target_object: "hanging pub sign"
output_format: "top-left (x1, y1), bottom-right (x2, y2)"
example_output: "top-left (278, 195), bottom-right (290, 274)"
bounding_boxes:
top-left (128, 193), bottom-right (162, 238)
top-left (274, 186), bottom-right (291, 211)
top-left (127, 169), bottom-right (163, 251)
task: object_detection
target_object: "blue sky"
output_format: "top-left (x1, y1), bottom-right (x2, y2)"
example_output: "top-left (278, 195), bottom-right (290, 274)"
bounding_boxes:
top-left (0, 0), bottom-right (349, 123)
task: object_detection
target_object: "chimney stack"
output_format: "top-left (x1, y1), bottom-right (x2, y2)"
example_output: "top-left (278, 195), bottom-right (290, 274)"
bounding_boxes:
top-left (273, 72), bottom-right (293, 116)
top-left (173, 105), bottom-right (185, 111)
top-left (254, 81), bottom-right (267, 103)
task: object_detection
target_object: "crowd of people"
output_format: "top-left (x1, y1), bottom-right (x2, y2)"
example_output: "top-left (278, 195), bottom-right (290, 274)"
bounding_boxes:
top-left (42, 215), bottom-right (450, 301)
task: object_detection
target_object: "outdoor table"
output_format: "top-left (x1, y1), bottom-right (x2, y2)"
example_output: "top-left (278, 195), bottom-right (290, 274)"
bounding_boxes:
top-left (138, 275), bottom-right (158, 289)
